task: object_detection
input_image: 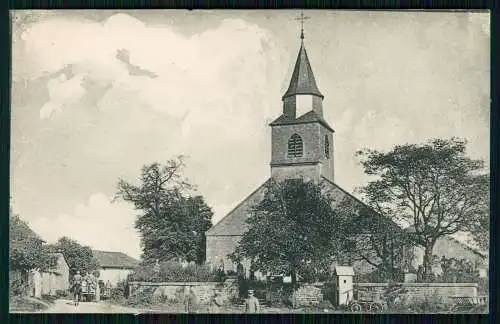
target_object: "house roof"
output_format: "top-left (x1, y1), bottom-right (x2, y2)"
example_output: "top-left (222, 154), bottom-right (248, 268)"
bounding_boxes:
top-left (282, 41), bottom-right (323, 99)
top-left (92, 250), bottom-right (140, 269)
top-left (270, 111), bottom-right (335, 132)
top-left (333, 266), bottom-right (355, 276)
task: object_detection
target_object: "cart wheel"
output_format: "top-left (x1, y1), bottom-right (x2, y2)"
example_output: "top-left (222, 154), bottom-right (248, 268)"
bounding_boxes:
top-left (350, 302), bottom-right (362, 312)
top-left (370, 303), bottom-right (383, 313)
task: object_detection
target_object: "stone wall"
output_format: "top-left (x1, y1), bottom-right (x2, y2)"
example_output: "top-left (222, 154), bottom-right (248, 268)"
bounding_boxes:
top-left (285, 282), bottom-right (479, 307)
top-left (355, 283), bottom-right (478, 304)
top-left (294, 283), bottom-right (324, 306)
top-left (128, 279), bottom-right (239, 305)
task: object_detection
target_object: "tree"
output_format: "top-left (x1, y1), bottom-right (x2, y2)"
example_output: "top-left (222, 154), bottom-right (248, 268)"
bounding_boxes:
top-left (470, 209), bottom-right (489, 252)
top-left (336, 200), bottom-right (415, 281)
top-left (115, 156), bottom-right (213, 264)
top-left (356, 137), bottom-right (489, 280)
top-left (230, 179), bottom-right (346, 291)
top-left (9, 212), bottom-right (57, 273)
top-left (52, 237), bottom-right (99, 276)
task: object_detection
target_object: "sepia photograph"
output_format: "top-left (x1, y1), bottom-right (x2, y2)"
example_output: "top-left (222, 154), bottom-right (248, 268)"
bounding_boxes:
top-left (9, 10), bottom-right (490, 313)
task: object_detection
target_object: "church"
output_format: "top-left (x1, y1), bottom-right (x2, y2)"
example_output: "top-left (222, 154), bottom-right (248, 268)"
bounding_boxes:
top-left (205, 24), bottom-right (487, 279)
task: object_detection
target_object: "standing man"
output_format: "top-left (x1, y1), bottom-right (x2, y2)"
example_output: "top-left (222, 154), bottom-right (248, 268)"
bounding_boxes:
top-left (71, 271), bottom-right (83, 306)
top-left (244, 290), bottom-right (260, 313)
top-left (184, 286), bottom-right (199, 313)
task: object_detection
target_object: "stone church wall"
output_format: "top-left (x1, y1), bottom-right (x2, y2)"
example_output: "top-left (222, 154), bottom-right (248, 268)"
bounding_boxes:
top-left (206, 235), bottom-right (242, 273)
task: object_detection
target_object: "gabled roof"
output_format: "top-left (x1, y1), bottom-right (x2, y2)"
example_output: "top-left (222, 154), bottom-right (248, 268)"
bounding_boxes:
top-left (270, 111), bottom-right (335, 132)
top-left (206, 176), bottom-right (373, 237)
top-left (282, 41), bottom-right (323, 99)
top-left (92, 250), bottom-right (140, 269)
top-left (333, 266), bottom-right (355, 276)
top-left (206, 179), bottom-right (271, 236)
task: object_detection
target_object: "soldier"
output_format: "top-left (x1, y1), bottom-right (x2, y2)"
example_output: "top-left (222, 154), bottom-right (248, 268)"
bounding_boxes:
top-left (184, 286), bottom-right (198, 313)
top-left (244, 290), bottom-right (260, 313)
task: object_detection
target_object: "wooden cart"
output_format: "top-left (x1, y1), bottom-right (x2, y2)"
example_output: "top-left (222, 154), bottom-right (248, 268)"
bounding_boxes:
top-left (346, 285), bottom-right (407, 313)
top-left (80, 280), bottom-right (96, 302)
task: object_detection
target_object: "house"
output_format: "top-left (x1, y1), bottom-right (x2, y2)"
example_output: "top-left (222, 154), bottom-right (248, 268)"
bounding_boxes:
top-left (93, 250), bottom-right (140, 286)
top-left (40, 252), bottom-right (70, 295)
top-left (10, 213), bottom-right (46, 298)
top-left (9, 213), bottom-right (70, 297)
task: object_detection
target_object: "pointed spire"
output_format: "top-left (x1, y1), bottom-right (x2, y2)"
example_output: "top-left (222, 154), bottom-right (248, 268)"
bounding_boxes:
top-left (282, 41), bottom-right (323, 100)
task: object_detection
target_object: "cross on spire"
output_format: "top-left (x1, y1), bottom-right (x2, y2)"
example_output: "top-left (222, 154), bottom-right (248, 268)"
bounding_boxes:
top-left (295, 11), bottom-right (310, 40)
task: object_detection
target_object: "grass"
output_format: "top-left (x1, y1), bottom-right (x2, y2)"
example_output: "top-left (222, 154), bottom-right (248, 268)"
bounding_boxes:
top-left (10, 295), bottom-right (54, 313)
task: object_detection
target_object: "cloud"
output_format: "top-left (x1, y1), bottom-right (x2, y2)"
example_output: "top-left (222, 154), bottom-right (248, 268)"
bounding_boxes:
top-left (29, 193), bottom-right (142, 259)
top-left (21, 13), bottom-right (289, 127)
top-left (39, 72), bottom-right (86, 119)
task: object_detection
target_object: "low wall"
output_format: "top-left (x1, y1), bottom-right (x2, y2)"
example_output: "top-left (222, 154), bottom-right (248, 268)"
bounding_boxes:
top-left (128, 279), bottom-right (238, 305)
top-left (355, 282), bottom-right (478, 304)
top-left (287, 282), bottom-right (479, 307)
top-left (294, 284), bottom-right (324, 306)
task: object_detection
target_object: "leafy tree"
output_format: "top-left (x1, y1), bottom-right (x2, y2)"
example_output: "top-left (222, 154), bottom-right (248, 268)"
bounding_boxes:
top-left (115, 156), bottom-right (213, 264)
top-left (356, 137), bottom-right (489, 280)
top-left (52, 237), bottom-right (99, 276)
top-left (230, 179), bottom-right (346, 291)
top-left (336, 200), bottom-right (415, 281)
top-left (9, 212), bottom-right (57, 273)
top-left (470, 210), bottom-right (489, 252)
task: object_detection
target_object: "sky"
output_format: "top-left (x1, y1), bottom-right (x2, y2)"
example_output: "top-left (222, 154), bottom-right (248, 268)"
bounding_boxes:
top-left (10, 10), bottom-right (490, 259)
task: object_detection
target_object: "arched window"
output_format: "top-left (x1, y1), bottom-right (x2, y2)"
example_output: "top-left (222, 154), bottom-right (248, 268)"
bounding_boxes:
top-left (325, 135), bottom-right (330, 158)
top-left (288, 134), bottom-right (303, 157)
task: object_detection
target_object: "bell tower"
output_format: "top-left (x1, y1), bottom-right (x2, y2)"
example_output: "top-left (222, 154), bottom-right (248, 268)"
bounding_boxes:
top-left (270, 13), bottom-right (335, 183)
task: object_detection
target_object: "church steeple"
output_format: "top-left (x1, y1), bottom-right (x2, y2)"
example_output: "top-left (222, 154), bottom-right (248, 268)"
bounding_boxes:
top-left (279, 16), bottom-right (326, 121)
top-left (282, 41), bottom-right (323, 100)
top-left (269, 15), bottom-right (335, 183)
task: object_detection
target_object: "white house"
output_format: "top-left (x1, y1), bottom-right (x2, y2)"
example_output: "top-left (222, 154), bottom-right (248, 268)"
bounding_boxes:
top-left (92, 250), bottom-right (139, 286)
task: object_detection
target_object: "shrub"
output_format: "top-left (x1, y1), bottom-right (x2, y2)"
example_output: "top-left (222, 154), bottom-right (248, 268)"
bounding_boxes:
top-left (406, 294), bottom-right (448, 313)
top-left (10, 279), bottom-right (25, 297)
top-left (109, 280), bottom-right (128, 302)
top-left (129, 261), bottom-right (219, 282)
top-left (124, 287), bottom-right (154, 307)
top-left (41, 294), bottom-right (58, 303)
top-left (55, 290), bottom-right (69, 298)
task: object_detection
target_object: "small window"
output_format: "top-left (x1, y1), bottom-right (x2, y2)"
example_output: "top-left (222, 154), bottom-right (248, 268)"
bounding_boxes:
top-left (343, 280), bottom-right (346, 284)
top-left (288, 134), bottom-right (303, 157)
top-left (325, 135), bottom-right (330, 158)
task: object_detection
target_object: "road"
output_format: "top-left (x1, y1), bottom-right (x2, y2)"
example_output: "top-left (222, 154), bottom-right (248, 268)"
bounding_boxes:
top-left (42, 299), bottom-right (148, 313)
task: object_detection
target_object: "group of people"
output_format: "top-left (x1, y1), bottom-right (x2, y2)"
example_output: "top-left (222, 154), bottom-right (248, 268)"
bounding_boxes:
top-left (183, 286), bottom-right (260, 313)
top-left (70, 270), bottom-right (112, 306)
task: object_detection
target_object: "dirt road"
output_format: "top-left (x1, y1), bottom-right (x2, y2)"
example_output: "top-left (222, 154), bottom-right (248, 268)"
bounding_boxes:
top-left (42, 299), bottom-right (149, 313)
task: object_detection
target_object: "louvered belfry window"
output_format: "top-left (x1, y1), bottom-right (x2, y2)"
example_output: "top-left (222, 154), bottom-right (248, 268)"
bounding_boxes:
top-left (325, 135), bottom-right (330, 158)
top-left (288, 134), bottom-right (303, 157)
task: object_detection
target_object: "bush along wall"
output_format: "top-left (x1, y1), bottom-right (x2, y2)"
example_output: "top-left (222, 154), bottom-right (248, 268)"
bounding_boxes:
top-left (129, 261), bottom-right (220, 283)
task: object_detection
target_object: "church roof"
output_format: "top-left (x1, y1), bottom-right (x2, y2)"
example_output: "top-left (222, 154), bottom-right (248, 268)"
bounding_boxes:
top-left (282, 41), bottom-right (323, 100)
top-left (270, 111), bottom-right (335, 132)
top-left (206, 176), bottom-right (371, 237)
top-left (206, 179), bottom-right (271, 236)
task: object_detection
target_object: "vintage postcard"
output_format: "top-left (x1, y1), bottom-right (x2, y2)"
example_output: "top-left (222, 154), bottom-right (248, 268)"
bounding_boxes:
top-left (10, 10), bottom-right (489, 313)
